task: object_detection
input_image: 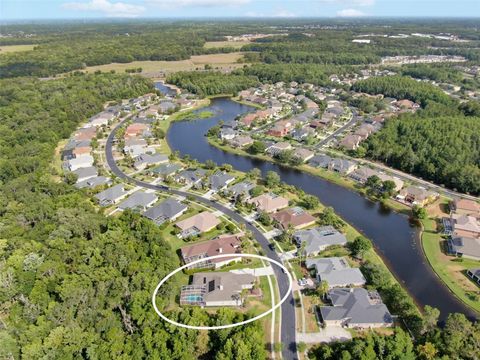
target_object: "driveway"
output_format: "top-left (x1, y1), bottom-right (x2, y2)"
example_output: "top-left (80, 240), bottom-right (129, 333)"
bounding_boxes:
top-left (297, 327), bottom-right (352, 343)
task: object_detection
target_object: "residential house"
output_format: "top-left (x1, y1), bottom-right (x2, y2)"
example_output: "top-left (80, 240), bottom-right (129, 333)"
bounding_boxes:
top-left (208, 171), bottom-right (236, 192)
top-left (394, 99), bottom-right (419, 110)
top-left (67, 155), bottom-right (94, 171)
top-left (308, 154), bottom-right (333, 169)
top-left (150, 163), bottom-right (183, 179)
top-left (124, 138), bottom-right (150, 157)
top-left (320, 288), bottom-right (393, 328)
top-left (291, 127), bottom-right (315, 142)
top-left (349, 166), bottom-right (380, 183)
top-left (95, 184), bottom-right (128, 207)
top-left (229, 135), bottom-right (254, 148)
top-left (180, 272), bottom-right (256, 307)
top-left (118, 191), bottom-right (158, 212)
top-left (72, 146), bottom-right (91, 158)
top-left (266, 142), bottom-right (292, 156)
top-left (396, 186), bottom-right (438, 206)
top-left (175, 212), bottom-right (221, 238)
top-left (377, 173), bottom-right (404, 192)
top-left (354, 124), bottom-right (375, 140)
top-left (74, 127), bottom-right (97, 141)
top-left (180, 233), bottom-right (243, 269)
top-left (72, 166), bottom-right (98, 182)
top-left (340, 134), bottom-right (363, 150)
top-left (467, 268), bottom-right (480, 285)
top-left (75, 176), bottom-right (111, 189)
top-left (247, 193), bottom-right (289, 213)
top-left (134, 153), bottom-right (169, 170)
top-left (293, 148), bottom-right (314, 163)
top-left (329, 159), bottom-right (357, 175)
top-left (294, 226), bottom-right (347, 256)
top-left (451, 199), bottom-right (480, 218)
top-left (449, 214), bottom-right (480, 238)
top-left (125, 123), bottom-right (149, 138)
top-left (174, 169), bottom-right (207, 188)
top-left (158, 101), bottom-right (176, 113)
top-left (220, 128), bottom-right (236, 140)
top-left (225, 181), bottom-right (255, 200)
top-left (306, 257), bottom-right (366, 288)
top-left (61, 149), bottom-right (75, 161)
top-left (271, 207), bottom-right (316, 230)
top-left (143, 198), bottom-right (188, 225)
top-left (267, 120), bottom-right (293, 137)
top-left (88, 111), bottom-right (115, 127)
top-left (448, 236), bottom-right (480, 260)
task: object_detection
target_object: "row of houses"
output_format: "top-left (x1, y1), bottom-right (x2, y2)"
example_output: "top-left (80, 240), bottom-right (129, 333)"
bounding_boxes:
top-left (445, 198), bottom-right (480, 261)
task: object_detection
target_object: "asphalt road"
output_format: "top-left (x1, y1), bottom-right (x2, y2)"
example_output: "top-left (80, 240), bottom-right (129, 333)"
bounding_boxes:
top-left (105, 118), bottom-right (298, 360)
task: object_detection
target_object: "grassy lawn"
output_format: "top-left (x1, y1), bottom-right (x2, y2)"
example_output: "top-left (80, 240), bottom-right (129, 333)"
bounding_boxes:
top-left (302, 292), bottom-right (321, 333)
top-left (204, 40), bottom-right (251, 49)
top-left (421, 215), bottom-right (480, 314)
top-left (0, 44), bottom-right (36, 53)
top-left (80, 53), bottom-right (247, 76)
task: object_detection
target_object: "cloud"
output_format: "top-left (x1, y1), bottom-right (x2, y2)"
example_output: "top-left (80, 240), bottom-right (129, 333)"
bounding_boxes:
top-left (245, 9), bottom-right (297, 18)
top-left (320, 0), bottom-right (374, 6)
top-left (336, 8), bottom-right (367, 17)
top-left (148, 0), bottom-right (251, 8)
top-left (62, 0), bottom-right (145, 17)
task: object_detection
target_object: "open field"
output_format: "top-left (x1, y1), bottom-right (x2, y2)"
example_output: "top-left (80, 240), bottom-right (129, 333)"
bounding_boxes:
top-left (421, 202), bottom-right (480, 314)
top-left (0, 44), bottom-right (36, 53)
top-left (204, 40), bottom-right (251, 49)
top-left (81, 52), bottom-right (247, 77)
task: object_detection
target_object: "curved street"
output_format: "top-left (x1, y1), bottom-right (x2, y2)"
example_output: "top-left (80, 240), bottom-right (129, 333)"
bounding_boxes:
top-left (105, 117), bottom-right (298, 360)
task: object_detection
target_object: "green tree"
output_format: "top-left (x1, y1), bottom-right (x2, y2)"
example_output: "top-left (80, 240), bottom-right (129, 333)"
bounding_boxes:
top-left (265, 171), bottom-right (280, 187)
top-left (412, 205), bottom-right (427, 220)
top-left (248, 141), bottom-right (266, 154)
top-left (350, 236), bottom-right (372, 259)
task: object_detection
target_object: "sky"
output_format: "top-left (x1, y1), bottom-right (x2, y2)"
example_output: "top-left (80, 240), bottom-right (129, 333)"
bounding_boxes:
top-left (1, 0), bottom-right (479, 20)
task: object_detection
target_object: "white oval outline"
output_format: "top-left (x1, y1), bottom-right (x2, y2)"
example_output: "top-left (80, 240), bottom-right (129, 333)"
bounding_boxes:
top-left (151, 253), bottom-right (293, 330)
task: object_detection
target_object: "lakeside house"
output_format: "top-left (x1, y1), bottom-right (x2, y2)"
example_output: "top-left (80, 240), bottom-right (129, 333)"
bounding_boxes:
top-left (134, 153), bottom-right (169, 170)
top-left (174, 168), bottom-right (207, 188)
top-left (448, 213), bottom-right (480, 239)
top-left (448, 236), bottom-right (480, 261)
top-left (150, 163), bottom-right (183, 179)
top-left (340, 134), bottom-right (362, 150)
top-left (224, 181), bottom-right (255, 200)
top-left (306, 257), bottom-right (366, 288)
top-left (180, 272), bottom-right (256, 307)
top-left (247, 193), bottom-right (289, 213)
top-left (180, 233), bottom-right (243, 269)
top-left (293, 148), bottom-right (315, 163)
top-left (451, 199), bottom-right (480, 218)
top-left (320, 288), bottom-right (393, 328)
top-left (229, 135), bottom-right (254, 148)
top-left (142, 198), bottom-right (188, 225)
top-left (467, 268), bottom-right (480, 285)
top-left (396, 186), bottom-right (438, 206)
top-left (175, 212), bottom-right (221, 239)
top-left (294, 226), bottom-right (347, 256)
top-left (266, 142), bottom-right (292, 156)
top-left (271, 207), bottom-right (316, 230)
top-left (308, 154), bottom-right (333, 169)
top-left (208, 171), bottom-right (236, 192)
top-left (329, 159), bottom-right (357, 175)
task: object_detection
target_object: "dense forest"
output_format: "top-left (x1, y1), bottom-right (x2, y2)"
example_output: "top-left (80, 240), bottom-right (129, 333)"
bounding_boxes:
top-left (0, 74), bottom-right (265, 359)
top-left (235, 63), bottom-right (350, 86)
top-left (167, 71), bottom-right (260, 96)
top-left (352, 75), bottom-right (455, 107)
top-left (364, 115), bottom-right (480, 195)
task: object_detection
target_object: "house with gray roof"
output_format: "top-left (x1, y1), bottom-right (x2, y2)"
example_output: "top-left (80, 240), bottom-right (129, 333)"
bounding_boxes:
top-left (72, 166), bottom-right (98, 183)
top-left (349, 166), bottom-right (380, 183)
top-left (308, 154), bottom-right (333, 169)
top-left (329, 158), bottom-right (357, 175)
top-left (180, 272), bottom-right (256, 307)
top-left (142, 198), bottom-right (188, 225)
top-left (95, 184), bottom-right (128, 207)
top-left (134, 153), bottom-right (169, 170)
top-left (306, 257), bottom-right (366, 288)
top-left (320, 288), bottom-right (393, 328)
top-left (224, 181), bottom-right (255, 200)
top-left (75, 176), bottom-right (112, 189)
top-left (174, 169), bottom-right (207, 188)
top-left (207, 171), bottom-right (236, 192)
top-left (448, 236), bottom-right (480, 260)
top-left (118, 191), bottom-right (158, 212)
top-left (467, 268), bottom-right (480, 285)
top-left (150, 163), bottom-right (183, 178)
top-left (294, 226), bottom-right (347, 256)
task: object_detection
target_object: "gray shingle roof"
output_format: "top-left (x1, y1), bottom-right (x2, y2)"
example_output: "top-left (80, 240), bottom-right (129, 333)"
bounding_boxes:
top-left (209, 172), bottom-right (235, 191)
top-left (294, 226), bottom-right (347, 255)
top-left (321, 288), bottom-right (393, 326)
top-left (75, 176), bottom-right (111, 189)
top-left (118, 191), bottom-right (158, 211)
top-left (306, 257), bottom-right (366, 287)
top-left (94, 184), bottom-right (127, 206)
top-left (142, 198), bottom-right (187, 225)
